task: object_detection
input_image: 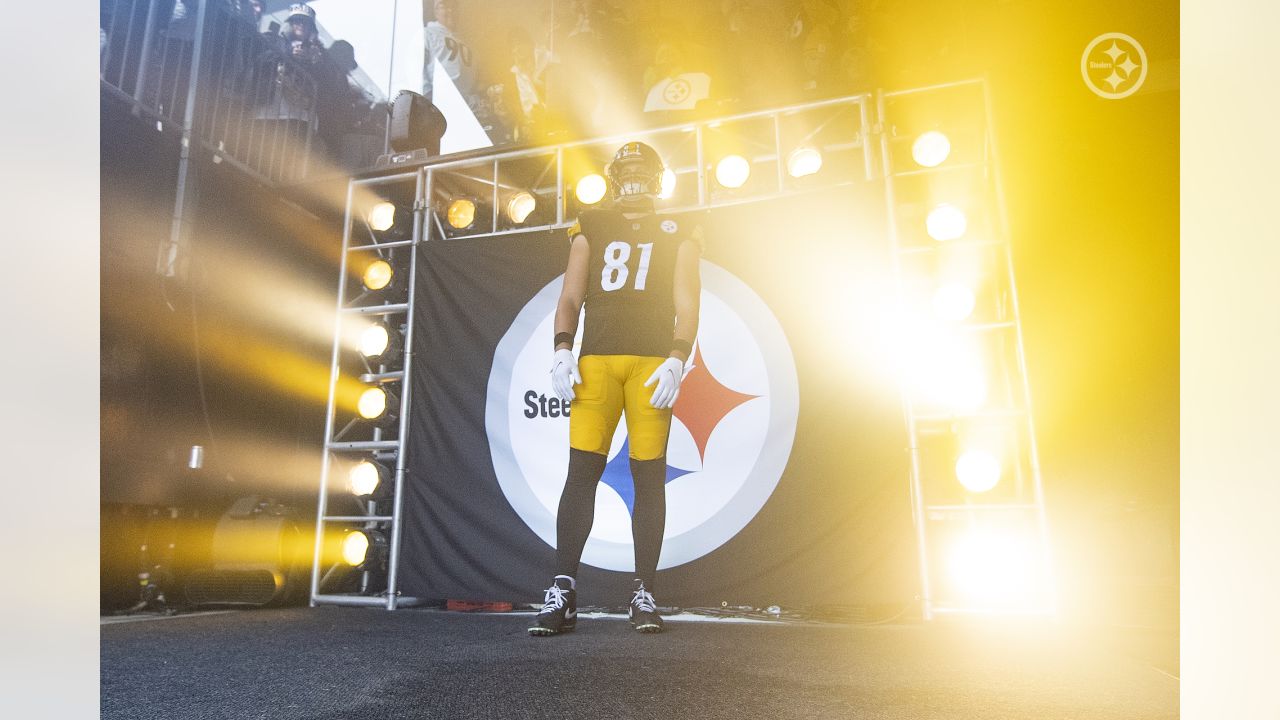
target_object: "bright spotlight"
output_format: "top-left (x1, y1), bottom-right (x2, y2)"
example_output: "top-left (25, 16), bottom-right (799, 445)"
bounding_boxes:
top-left (358, 322), bottom-right (401, 364)
top-left (932, 284), bottom-right (977, 322)
top-left (787, 147), bottom-right (823, 178)
top-left (912, 131), bottom-right (951, 168)
top-left (956, 449), bottom-right (1002, 492)
top-left (360, 324), bottom-right (390, 358)
top-left (367, 202), bottom-right (396, 232)
top-left (930, 364), bottom-right (987, 412)
top-left (348, 459), bottom-right (387, 497)
top-left (341, 529), bottom-right (388, 569)
top-left (576, 174), bottom-right (607, 205)
top-left (342, 531), bottom-right (369, 566)
top-left (362, 259), bottom-right (394, 292)
top-left (908, 335), bottom-right (988, 412)
top-left (357, 386), bottom-right (398, 427)
top-left (658, 168), bottom-right (677, 199)
top-left (506, 192), bottom-right (537, 223)
top-left (447, 199), bottom-right (476, 229)
top-left (715, 155), bottom-right (751, 188)
top-left (946, 527), bottom-right (1036, 603)
top-left (926, 203), bottom-right (967, 241)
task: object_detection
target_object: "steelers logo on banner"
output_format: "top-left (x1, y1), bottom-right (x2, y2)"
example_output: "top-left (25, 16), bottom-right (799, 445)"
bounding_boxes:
top-left (486, 261), bottom-right (799, 571)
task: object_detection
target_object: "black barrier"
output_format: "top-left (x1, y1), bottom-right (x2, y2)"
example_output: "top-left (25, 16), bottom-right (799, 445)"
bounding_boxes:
top-left (399, 185), bottom-right (917, 609)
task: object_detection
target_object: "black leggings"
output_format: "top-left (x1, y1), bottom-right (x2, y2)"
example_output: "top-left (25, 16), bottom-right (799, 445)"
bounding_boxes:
top-left (555, 448), bottom-right (667, 588)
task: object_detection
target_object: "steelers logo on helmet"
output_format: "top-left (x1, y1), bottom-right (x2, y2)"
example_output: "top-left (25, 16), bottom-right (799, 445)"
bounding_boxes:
top-left (606, 141), bottom-right (665, 200)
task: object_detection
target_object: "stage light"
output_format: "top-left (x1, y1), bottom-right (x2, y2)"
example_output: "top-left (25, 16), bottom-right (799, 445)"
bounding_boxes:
top-left (912, 131), bottom-right (951, 168)
top-left (576, 174), bottom-right (607, 205)
top-left (929, 365), bottom-right (987, 413)
top-left (348, 459), bottom-right (387, 497)
top-left (787, 147), bottom-right (823, 178)
top-left (342, 530), bottom-right (369, 566)
top-left (715, 155), bottom-right (750, 188)
top-left (946, 526), bottom-right (1035, 603)
top-left (358, 321), bottom-right (402, 364)
top-left (388, 90), bottom-right (446, 155)
top-left (926, 203), bottom-right (967, 241)
top-left (506, 192), bottom-right (537, 223)
top-left (658, 168), bottom-right (677, 199)
top-left (341, 529), bottom-right (388, 569)
top-left (362, 259), bottom-right (394, 292)
top-left (367, 202), bottom-right (396, 232)
top-left (956, 449), bottom-right (1001, 492)
top-left (932, 284), bottom-right (976, 322)
top-left (357, 386), bottom-right (398, 427)
top-left (357, 387), bottom-right (387, 419)
top-left (447, 199), bottom-right (476, 229)
top-left (359, 324), bottom-right (390, 359)
top-left (908, 335), bottom-right (988, 412)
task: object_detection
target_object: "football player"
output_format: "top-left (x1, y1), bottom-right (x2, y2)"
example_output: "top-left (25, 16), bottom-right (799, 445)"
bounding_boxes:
top-left (528, 141), bottom-right (700, 636)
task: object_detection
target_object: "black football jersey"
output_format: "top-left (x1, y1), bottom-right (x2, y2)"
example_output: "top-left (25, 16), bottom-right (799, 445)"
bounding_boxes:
top-left (568, 208), bottom-right (690, 357)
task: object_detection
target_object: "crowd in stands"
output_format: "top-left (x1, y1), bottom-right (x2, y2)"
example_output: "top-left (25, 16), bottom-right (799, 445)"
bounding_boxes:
top-left (432, 0), bottom-right (889, 145)
top-left (103, 0), bottom-right (921, 172)
top-left (102, 1), bottom-right (382, 173)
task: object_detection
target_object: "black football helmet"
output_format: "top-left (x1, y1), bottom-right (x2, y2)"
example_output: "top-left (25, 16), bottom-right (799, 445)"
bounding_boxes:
top-left (606, 141), bottom-right (664, 200)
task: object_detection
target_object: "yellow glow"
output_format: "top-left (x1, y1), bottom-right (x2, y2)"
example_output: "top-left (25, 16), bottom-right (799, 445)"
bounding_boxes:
top-left (787, 147), bottom-right (823, 178)
top-left (658, 168), bottom-right (677, 199)
top-left (912, 131), bottom-right (952, 168)
top-left (900, 328), bottom-right (989, 412)
top-left (367, 201), bottom-right (396, 232)
top-left (956, 449), bottom-right (1002, 492)
top-left (576, 174), bottom-right (607, 205)
top-left (359, 324), bottom-right (391, 359)
top-left (341, 531), bottom-right (370, 566)
top-left (926, 203), bottom-right (968, 241)
top-left (447, 199), bottom-right (476, 229)
top-left (932, 284), bottom-right (977, 322)
top-left (357, 386), bottom-right (388, 420)
top-left (506, 192), bottom-right (537, 223)
top-left (930, 361), bottom-right (987, 412)
top-left (715, 155), bottom-right (751, 188)
top-left (362, 259), bottom-right (394, 291)
top-left (349, 460), bottom-right (382, 497)
top-left (947, 526), bottom-right (1036, 603)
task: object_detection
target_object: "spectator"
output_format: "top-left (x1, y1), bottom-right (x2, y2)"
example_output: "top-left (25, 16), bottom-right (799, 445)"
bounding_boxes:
top-left (836, 3), bottom-right (877, 91)
top-left (495, 28), bottom-right (548, 143)
top-left (788, 0), bottom-right (844, 98)
top-left (278, 3), bottom-right (325, 67)
top-left (422, 0), bottom-right (476, 102)
top-left (314, 40), bottom-right (372, 164)
top-left (719, 0), bottom-right (789, 108)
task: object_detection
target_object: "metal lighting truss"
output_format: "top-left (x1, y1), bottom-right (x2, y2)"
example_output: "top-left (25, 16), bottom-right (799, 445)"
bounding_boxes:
top-left (310, 84), bottom-right (1051, 617)
top-left (310, 170), bottom-right (424, 609)
top-left (876, 78), bottom-right (1056, 619)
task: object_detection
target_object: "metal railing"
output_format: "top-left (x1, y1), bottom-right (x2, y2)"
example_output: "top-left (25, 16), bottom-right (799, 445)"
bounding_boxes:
top-left (101, 0), bottom-right (318, 184)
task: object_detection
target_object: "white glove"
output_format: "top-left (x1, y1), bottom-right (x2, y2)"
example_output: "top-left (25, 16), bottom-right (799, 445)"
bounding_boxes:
top-left (644, 357), bottom-right (686, 409)
top-left (550, 348), bottom-right (582, 402)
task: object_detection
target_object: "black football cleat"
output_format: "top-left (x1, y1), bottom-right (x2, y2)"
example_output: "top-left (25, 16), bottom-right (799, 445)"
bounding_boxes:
top-left (628, 579), bottom-right (664, 633)
top-left (528, 576), bottom-right (577, 636)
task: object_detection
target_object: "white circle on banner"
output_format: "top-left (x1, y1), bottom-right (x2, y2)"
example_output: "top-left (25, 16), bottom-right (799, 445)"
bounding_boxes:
top-left (486, 260), bottom-right (799, 571)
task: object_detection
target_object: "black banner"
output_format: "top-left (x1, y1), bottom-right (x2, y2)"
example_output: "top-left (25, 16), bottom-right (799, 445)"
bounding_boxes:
top-left (401, 184), bottom-right (917, 608)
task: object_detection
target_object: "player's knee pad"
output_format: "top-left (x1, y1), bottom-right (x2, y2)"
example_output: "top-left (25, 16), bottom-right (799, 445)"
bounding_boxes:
top-left (625, 405), bottom-right (670, 460)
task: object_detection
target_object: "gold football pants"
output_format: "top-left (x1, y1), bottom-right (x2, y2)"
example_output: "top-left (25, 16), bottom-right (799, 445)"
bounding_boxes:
top-left (569, 355), bottom-right (671, 461)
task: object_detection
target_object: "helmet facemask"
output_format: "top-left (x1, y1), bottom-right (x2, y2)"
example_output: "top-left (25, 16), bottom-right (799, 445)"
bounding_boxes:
top-left (607, 142), bottom-right (664, 208)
